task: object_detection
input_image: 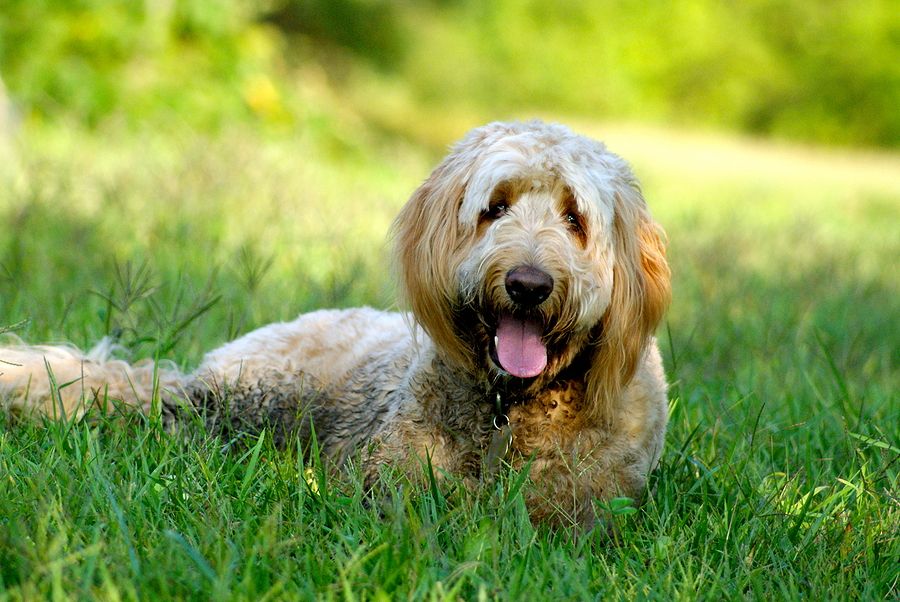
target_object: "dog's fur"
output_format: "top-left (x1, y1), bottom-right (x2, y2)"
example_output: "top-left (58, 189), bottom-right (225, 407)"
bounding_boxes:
top-left (0, 121), bottom-right (671, 527)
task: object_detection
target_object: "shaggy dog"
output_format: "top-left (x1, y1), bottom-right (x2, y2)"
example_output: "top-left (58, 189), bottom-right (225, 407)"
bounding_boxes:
top-left (0, 121), bottom-right (671, 527)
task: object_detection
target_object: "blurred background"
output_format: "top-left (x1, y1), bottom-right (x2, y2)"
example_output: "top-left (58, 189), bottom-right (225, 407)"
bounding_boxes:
top-left (0, 0), bottom-right (897, 394)
top-left (2, 0), bottom-right (898, 146)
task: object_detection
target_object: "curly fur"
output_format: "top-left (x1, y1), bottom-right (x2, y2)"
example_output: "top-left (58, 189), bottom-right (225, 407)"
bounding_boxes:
top-left (0, 121), bottom-right (671, 527)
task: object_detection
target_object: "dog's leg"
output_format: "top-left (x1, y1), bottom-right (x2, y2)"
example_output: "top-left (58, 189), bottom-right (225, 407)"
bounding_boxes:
top-left (172, 368), bottom-right (324, 448)
top-left (515, 435), bottom-right (658, 533)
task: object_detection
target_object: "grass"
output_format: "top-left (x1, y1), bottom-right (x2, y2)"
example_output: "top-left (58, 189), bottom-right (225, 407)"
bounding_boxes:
top-left (1, 117), bottom-right (898, 600)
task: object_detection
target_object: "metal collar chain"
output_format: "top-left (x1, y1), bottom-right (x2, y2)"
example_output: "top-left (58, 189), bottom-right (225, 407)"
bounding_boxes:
top-left (493, 392), bottom-right (509, 430)
top-left (486, 391), bottom-right (514, 474)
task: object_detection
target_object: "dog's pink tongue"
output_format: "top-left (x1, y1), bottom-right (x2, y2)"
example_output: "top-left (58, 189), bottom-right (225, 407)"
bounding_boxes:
top-left (496, 313), bottom-right (547, 378)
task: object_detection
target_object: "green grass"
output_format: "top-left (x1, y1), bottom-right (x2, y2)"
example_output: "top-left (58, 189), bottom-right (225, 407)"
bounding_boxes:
top-left (1, 119), bottom-right (898, 600)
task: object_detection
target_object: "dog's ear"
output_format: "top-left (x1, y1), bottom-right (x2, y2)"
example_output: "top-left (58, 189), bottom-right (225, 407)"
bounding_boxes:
top-left (391, 153), bottom-right (476, 369)
top-left (586, 181), bottom-right (671, 422)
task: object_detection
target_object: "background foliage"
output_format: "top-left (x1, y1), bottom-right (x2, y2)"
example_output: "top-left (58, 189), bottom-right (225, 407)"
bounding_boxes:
top-left (1, 0), bottom-right (898, 146)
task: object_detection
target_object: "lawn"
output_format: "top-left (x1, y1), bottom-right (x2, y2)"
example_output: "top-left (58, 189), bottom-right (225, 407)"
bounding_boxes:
top-left (1, 118), bottom-right (897, 599)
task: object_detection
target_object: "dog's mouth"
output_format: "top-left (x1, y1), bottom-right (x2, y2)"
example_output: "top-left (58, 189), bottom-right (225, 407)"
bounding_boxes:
top-left (488, 311), bottom-right (548, 379)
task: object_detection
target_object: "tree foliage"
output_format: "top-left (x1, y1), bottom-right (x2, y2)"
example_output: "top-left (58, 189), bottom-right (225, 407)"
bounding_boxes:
top-left (1, 0), bottom-right (897, 147)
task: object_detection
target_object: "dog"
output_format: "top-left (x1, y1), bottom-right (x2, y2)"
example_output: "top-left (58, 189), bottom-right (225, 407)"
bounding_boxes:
top-left (0, 120), bottom-right (671, 527)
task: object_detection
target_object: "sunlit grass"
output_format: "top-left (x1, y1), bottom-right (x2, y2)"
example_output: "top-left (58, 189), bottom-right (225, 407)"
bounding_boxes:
top-left (1, 119), bottom-right (897, 599)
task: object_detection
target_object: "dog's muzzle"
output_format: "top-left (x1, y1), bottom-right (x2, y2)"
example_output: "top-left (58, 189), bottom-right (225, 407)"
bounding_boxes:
top-left (490, 265), bottom-right (554, 379)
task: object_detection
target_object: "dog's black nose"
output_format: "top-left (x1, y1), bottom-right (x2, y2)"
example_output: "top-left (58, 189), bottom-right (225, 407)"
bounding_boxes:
top-left (505, 266), bottom-right (554, 307)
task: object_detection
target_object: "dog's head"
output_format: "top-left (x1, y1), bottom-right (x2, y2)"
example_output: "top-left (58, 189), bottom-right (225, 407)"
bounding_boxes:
top-left (392, 121), bottom-right (670, 418)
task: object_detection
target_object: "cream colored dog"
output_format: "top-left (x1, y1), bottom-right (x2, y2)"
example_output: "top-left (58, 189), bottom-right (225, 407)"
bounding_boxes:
top-left (0, 121), bottom-right (671, 527)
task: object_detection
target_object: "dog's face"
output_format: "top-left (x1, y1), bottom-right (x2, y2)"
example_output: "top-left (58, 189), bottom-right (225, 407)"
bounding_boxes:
top-left (457, 177), bottom-right (612, 381)
top-left (393, 121), bottom-right (670, 414)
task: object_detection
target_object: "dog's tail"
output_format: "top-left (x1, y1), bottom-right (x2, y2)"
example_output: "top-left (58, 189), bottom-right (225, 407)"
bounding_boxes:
top-left (0, 336), bottom-right (187, 418)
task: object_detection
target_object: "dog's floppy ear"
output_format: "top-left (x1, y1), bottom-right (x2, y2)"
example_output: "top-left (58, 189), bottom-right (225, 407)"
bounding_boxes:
top-left (391, 151), bottom-right (476, 369)
top-left (586, 180), bottom-right (671, 422)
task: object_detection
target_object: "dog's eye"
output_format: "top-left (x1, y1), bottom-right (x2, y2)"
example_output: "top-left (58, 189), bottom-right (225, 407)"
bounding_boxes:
top-left (483, 203), bottom-right (509, 221)
top-left (565, 212), bottom-right (583, 230)
top-left (564, 210), bottom-right (587, 244)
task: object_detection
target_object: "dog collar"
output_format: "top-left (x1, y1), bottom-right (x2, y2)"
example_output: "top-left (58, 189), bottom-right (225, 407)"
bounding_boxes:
top-left (485, 392), bottom-right (514, 474)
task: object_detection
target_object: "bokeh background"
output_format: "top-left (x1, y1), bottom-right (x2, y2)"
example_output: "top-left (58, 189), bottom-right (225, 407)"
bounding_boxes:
top-left (1, 0), bottom-right (897, 346)
top-left (1, 0), bottom-right (898, 407)
top-left (2, 0), bottom-right (899, 145)
top-left (0, 2), bottom-right (898, 597)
